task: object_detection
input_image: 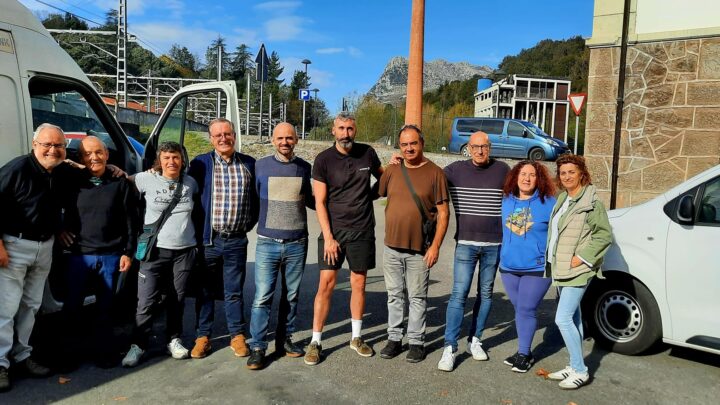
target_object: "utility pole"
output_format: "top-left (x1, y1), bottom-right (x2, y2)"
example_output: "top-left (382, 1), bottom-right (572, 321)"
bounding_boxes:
top-left (115, 0), bottom-right (128, 111)
top-left (246, 71), bottom-right (251, 137)
top-left (216, 43), bottom-right (222, 117)
top-left (268, 92), bottom-right (273, 139)
top-left (301, 59), bottom-right (311, 139)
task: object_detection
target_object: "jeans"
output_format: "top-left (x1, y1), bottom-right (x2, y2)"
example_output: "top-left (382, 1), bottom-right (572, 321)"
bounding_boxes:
top-left (63, 254), bottom-right (120, 352)
top-left (383, 246), bottom-right (429, 345)
top-left (196, 234), bottom-right (248, 338)
top-left (555, 285), bottom-right (588, 373)
top-left (443, 243), bottom-right (500, 351)
top-left (0, 235), bottom-right (53, 368)
top-left (133, 247), bottom-right (194, 349)
top-left (500, 272), bottom-right (552, 355)
top-left (248, 237), bottom-right (308, 350)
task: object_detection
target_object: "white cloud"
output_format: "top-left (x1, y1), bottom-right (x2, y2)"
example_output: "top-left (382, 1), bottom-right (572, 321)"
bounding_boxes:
top-left (264, 16), bottom-right (305, 41)
top-left (254, 1), bottom-right (302, 13)
top-left (316, 48), bottom-right (344, 54)
top-left (131, 23), bottom-right (222, 57)
top-left (315, 47), bottom-right (363, 58)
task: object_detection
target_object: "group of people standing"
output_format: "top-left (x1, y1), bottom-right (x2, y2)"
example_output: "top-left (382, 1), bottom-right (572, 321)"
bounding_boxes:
top-left (0, 112), bottom-right (610, 393)
top-left (434, 132), bottom-right (611, 391)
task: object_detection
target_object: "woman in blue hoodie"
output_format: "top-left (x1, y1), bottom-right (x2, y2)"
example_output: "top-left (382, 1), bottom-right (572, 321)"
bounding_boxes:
top-left (499, 161), bottom-right (556, 373)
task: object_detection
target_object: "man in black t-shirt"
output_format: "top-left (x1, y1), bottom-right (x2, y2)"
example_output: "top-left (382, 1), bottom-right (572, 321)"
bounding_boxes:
top-left (304, 112), bottom-right (384, 366)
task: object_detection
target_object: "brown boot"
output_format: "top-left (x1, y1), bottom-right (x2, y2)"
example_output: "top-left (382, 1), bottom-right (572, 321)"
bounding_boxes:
top-left (191, 336), bottom-right (212, 359)
top-left (230, 335), bottom-right (249, 357)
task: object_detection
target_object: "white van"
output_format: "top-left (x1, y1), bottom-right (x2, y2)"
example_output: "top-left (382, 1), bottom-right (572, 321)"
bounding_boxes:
top-left (1, 0), bottom-right (240, 311)
top-left (582, 164), bottom-right (720, 356)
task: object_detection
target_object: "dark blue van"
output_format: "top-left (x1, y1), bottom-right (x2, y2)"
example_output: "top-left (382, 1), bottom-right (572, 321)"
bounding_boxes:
top-left (449, 117), bottom-right (569, 161)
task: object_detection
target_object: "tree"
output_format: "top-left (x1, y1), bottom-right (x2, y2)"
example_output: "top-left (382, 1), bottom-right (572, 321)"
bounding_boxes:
top-left (168, 44), bottom-right (197, 73)
top-left (202, 36), bottom-right (230, 80)
top-left (42, 13), bottom-right (88, 30)
top-left (266, 51), bottom-right (285, 100)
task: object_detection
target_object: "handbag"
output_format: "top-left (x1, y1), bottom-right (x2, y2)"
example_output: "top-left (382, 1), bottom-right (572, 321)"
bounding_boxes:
top-left (400, 162), bottom-right (436, 251)
top-left (135, 175), bottom-right (185, 261)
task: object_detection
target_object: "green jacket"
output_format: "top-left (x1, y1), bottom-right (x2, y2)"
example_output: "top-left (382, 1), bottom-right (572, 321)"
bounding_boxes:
top-left (546, 184), bottom-right (612, 281)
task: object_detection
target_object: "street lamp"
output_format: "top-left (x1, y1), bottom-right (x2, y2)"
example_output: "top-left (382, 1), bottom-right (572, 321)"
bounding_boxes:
top-left (312, 88), bottom-right (319, 135)
top-left (301, 59), bottom-right (312, 139)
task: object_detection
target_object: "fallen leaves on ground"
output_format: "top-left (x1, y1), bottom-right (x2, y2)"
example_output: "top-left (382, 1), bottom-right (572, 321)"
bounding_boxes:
top-left (58, 376), bottom-right (70, 384)
top-left (536, 368), bottom-right (550, 379)
top-left (438, 390), bottom-right (449, 397)
top-left (113, 396), bottom-right (128, 401)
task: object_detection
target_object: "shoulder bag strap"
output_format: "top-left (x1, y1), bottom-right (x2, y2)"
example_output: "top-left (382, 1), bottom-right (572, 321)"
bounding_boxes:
top-left (154, 174), bottom-right (185, 231)
top-left (400, 162), bottom-right (428, 221)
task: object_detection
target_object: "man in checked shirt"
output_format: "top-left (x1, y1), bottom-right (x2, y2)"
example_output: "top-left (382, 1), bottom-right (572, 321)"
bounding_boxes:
top-left (188, 118), bottom-right (258, 359)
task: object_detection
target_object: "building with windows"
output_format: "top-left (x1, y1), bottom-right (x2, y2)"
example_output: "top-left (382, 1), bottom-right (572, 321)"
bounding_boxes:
top-left (473, 74), bottom-right (571, 139)
top-left (585, 0), bottom-right (720, 207)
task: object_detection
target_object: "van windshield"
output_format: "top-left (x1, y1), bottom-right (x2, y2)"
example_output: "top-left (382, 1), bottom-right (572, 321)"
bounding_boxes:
top-left (523, 122), bottom-right (549, 137)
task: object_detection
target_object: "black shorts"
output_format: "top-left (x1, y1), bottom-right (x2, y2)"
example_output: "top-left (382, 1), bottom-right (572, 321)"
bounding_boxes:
top-left (317, 229), bottom-right (375, 271)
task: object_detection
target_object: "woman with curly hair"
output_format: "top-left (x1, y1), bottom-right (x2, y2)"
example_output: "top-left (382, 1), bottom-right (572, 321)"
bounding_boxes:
top-left (545, 154), bottom-right (611, 389)
top-left (499, 160), bottom-right (556, 373)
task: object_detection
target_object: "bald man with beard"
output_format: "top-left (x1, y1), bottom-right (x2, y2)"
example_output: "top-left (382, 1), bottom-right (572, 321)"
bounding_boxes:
top-left (246, 122), bottom-right (315, 370)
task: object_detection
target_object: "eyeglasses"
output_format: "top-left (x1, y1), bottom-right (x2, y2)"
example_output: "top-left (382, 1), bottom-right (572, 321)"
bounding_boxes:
top-left (210, 133), bottom-right (234, 140)
top-left (34, 141), bottom-right (66, 150)
top-left (469, 144), bottom-right (490, 151)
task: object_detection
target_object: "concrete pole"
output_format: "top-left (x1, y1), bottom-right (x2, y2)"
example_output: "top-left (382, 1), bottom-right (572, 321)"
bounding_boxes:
top-left (268, 92), bottom-right (273, 140)
top-left (246, 72), bottom-right (251, 137)
top-left (405, 0), bottom-right (424, 127)
top-left (216, 43), bottom-right (222, 118)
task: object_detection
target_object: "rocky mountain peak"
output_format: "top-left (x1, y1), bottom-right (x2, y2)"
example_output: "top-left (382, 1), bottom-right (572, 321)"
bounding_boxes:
top-left (367, 57), bottom-right (493, 103)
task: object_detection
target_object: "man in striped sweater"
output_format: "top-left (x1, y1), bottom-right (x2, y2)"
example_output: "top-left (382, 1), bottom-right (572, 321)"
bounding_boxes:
top-left (437, 131), bottom-right (510, 372)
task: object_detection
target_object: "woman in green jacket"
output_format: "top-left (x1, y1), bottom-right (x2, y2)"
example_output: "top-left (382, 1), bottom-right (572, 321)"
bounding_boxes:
top-left (545, 154), bottom-right (611, 390)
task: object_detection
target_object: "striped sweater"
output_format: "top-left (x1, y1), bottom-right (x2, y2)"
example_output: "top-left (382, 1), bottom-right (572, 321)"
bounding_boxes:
top-left (444, 159), bottom-right (510, 243)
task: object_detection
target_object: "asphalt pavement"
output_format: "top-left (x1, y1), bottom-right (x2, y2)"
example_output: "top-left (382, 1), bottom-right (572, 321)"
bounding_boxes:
top-left (3, 202), bottom-right (720, 404)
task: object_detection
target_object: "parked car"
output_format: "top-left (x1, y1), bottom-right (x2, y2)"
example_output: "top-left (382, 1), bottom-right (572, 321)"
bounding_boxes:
top-left (448, 117), bottom-right (569, 161)
top-left (582, 164), bottom-right (720, 356)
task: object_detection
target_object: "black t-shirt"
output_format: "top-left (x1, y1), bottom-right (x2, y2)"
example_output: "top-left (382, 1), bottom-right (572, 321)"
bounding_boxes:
top-left (312, 143), bottom-right (381, 232)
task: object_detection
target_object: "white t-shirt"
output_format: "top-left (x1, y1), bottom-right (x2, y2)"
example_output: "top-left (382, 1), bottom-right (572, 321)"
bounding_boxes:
top-left (135, 172), bottom-right (198, 249)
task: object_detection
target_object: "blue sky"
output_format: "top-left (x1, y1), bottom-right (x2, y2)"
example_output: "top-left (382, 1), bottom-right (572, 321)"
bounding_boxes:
top-left (20, 0), bottom-right (595, 112)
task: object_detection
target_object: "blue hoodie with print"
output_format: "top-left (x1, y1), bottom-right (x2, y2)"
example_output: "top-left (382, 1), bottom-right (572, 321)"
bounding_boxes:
top-left (499, 190), bottom-right (556, 272)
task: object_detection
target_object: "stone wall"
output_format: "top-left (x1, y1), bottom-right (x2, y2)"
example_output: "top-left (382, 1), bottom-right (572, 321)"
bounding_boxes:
top-left (585, 38), bottom-right (720, 207)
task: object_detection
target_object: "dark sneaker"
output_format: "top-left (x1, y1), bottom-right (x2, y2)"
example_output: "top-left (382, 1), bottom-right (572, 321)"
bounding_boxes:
top-left (246, 348), bottom-right (265, 370)
top-left (349, 337), bottom-right (374, 357)
top-left (406, 344), bottom-right (425, 363)
top-left (503, 352), bottom-right (519, 367)
top-left (380, 340), bottom-right (403, 359)
top-left (276, 337), bottom-right (304, 358)
top-left (0, 366), bottom-right (10, 392)
top-left (17, 357), bottom-right (51, 378)
top-left (511, 353), bottom-right (534, 373)
top-left (304, 341), bottom-right (322, 366)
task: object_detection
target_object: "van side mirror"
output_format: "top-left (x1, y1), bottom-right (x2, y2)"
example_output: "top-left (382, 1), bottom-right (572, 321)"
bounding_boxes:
top-left (677, 195), bottom-right (695, 224)
top-left (523, 129), bottom-right (529, 138)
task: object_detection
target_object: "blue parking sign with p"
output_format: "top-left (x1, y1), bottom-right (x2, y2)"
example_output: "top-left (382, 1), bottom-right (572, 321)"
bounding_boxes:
top-left (299, 89), bottom-right (310, 101)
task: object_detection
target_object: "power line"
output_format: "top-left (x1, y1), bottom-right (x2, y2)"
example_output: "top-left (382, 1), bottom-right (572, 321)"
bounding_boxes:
top-left (56, 0), bottom-right (106, 20)
top-left (34, 0), bottom-right (104, 26)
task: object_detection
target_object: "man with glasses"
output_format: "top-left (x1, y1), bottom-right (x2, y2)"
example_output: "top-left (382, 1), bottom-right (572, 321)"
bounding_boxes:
top-left (377, 124), bottom-right (449, 363)
top-left (0, 123), bottom-right (71, 391)
top-left (437, 131), bottom-right (510, 372)
top-left (188, 118), bottom-right (258, 360)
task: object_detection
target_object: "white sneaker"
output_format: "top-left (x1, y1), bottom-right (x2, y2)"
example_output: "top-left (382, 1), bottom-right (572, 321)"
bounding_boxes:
top-left (437, 346), bottom-right (456, 372)
top-left (122, 344), bottom-right (145, 367)
top-left (466, 337), bottom-right (488, 361)
top-left (167, 338), bottom-right (190, 359)
top-left (558, 369), bottom-right (590, 390)
top-left (548, 365), bottom-right (574, 381)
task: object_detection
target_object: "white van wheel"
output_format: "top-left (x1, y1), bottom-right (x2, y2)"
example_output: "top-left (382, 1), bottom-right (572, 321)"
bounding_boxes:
top-left (582, 278), bottom-right (662, 355)
top-left (461, 144), bottom-right (470, 157)
top-left (529, 148), bottom-right (545, 161)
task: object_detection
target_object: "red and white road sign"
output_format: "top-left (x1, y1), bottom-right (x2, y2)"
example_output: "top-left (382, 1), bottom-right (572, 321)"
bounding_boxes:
top-left (568, 93), bottom-right (587, 116)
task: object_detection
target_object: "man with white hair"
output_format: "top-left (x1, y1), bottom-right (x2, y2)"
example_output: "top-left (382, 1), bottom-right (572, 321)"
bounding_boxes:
top-left (0, 123), bottom-right (70, 391)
